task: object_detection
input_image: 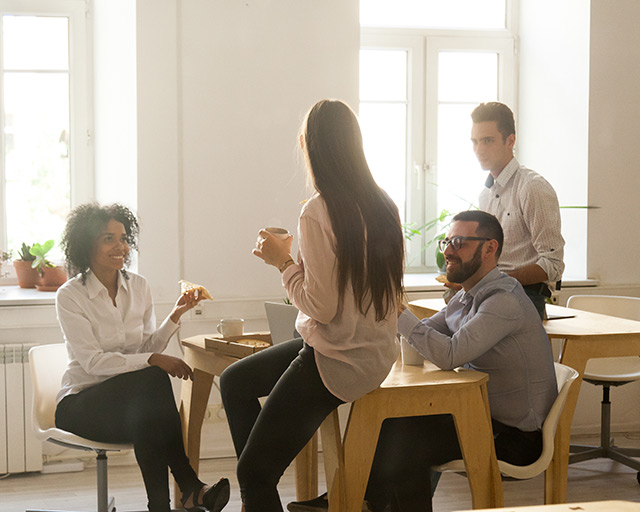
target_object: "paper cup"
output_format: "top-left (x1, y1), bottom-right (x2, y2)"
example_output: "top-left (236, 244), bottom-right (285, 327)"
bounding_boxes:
top-left (401, 336), bottom-right (424, 366)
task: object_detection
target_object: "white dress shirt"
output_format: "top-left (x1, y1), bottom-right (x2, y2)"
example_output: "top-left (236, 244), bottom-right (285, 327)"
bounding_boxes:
top-left (281, 194), bottom-right (399, 403)
top-left (55, 271), bottom-right (179, 402)
top-left (479, 157), bottom-right (565, 283)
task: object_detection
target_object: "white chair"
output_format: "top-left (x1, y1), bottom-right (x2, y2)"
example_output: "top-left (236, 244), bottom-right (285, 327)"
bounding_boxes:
top-left (435, 362), bottom-right (579, 487)
top-left (566, 295), bottom-right (640, 477)
top-left (27, 343), bottom-right (137, 512)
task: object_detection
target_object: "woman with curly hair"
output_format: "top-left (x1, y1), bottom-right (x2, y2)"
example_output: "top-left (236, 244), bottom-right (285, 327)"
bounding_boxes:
top-left (54, 203), bottom-right (229, 512)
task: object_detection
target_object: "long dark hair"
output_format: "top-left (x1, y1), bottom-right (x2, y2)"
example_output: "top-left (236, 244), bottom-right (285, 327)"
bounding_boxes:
top-left (61, 203), bottom-right (139, 284)
top-left (301, 99), bottom-right (404, 321)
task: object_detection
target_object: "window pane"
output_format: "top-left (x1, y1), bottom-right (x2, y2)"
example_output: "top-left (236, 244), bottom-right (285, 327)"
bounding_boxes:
top-left (359, 103), bottom-right (407, 218)
top-left (436, 103), bottom-right (483, 216)
top-left (360, 50), bottom-right (407, 102)
top-left (361, 0), bottom-right (506, 30)
top-left (438, 52), bottom-right (498, 103)
top-left (3, 15), bottom-right (69, 70)
top-left (4, 72), bottom-right (70, 259)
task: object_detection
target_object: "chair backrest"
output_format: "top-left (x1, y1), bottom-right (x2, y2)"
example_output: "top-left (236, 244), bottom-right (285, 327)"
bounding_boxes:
top-left (29, 343), bottom-right (68, 433)
top-left (566, 295), bottom-right (640, 321)
top-left (497, 362), bottom-right (579, 479)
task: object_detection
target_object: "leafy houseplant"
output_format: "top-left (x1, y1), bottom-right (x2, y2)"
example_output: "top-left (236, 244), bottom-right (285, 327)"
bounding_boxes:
top-left (13, 243), bottom-right (41, 288)
top-left (29, 240), bottom-right (67, 291)
top-left (0, 249), bottom-right (12, 278)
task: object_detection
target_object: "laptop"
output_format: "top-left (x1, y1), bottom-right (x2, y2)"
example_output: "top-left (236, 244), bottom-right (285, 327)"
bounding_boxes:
top-left (264, 302), bottom-right (300, 344)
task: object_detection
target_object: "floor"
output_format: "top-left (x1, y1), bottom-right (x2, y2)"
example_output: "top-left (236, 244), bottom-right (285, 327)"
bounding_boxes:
top-left (2, 439), bottom-right (640, 512)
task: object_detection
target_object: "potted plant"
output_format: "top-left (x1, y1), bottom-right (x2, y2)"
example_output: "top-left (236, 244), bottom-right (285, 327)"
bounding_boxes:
top-left (30, 240), bottom-right (67, 291)
top-left (13, 243), bottom-right (41, 288)
top-left (1, 249), bottom-right (12, 278)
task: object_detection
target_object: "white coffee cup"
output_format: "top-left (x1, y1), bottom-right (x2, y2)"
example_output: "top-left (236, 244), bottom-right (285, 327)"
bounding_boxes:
top-left (217, 318), bottom-right (244, 338)
top-left (401, 336), bottom-right (424, 366)
top-left (265, 227), bottom-right (291, 240)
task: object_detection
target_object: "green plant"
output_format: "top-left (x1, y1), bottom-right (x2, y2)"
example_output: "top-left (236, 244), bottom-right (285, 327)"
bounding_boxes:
top-left (29, 240), bottom-right (56, 276)
top-left (1, 249), bottom-right (12, 262)
top-left (17, 242), bottom-right (36, 262)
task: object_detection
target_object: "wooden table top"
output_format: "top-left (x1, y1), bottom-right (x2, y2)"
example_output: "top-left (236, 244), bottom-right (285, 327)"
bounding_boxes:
top-left (408, 299), bottom-right (640, 339)
top-left (380, 360), bottom-right (488, 389)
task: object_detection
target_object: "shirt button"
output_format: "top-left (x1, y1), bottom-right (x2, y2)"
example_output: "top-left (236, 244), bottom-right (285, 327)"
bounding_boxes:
top-left (495, 194), bottom-right (500, 198)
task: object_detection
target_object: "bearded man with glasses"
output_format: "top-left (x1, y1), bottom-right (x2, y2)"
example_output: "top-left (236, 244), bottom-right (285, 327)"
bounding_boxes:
top-left (362, 210), bottom-right (558, 512)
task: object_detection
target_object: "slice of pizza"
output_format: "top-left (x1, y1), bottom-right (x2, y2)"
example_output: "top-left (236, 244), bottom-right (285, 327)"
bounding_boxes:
top-left (179, 279), bottom-right (214, 301)
top-left (435, 274), bottom-right (451, 286)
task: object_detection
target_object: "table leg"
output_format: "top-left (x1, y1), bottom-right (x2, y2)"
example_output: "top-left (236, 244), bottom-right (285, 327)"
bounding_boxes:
top-left (295, 434), bottom-right (318, 500)
top-left (175, 368), bottom-right (215, 505)
top-left (546, 345), bottom-right (587, 504)
top-left (453, 384), bottom-right (504, 509)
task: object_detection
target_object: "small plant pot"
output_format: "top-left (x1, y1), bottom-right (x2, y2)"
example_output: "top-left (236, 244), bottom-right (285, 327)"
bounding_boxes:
top-left (36, 266), bottom-right (68, 292)
top-left (13, 260), bottom-right (41, 288)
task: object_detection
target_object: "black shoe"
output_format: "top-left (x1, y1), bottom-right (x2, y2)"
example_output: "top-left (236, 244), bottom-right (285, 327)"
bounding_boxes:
top-left (287, 493), bottom-right (372, 512)
top-left (287, 493), bottom-right (328, 512)
top-left (182, 478), bottom-right (230, 512)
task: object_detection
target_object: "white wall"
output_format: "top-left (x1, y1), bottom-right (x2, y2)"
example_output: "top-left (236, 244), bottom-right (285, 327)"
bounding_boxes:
top-left (518, 0), bottom-right (590, 281)
top-left (134, 0), bottom-right (359, 320)
top-left (587, 0), bottom-right (640, 285)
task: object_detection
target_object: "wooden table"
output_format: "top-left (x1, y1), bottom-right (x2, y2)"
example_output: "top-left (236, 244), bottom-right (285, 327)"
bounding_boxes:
top-left (409, 299), bottom-right (640, 504)
top-left (454, 500), bottom-right (640, 512)
top-left (178, 335), bottom-right (318, 502)
top-left (321, 360), bottom-right (503, 511)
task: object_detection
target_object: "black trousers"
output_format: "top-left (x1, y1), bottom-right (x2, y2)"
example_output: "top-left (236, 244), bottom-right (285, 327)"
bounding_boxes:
top-left (56, 366), bottom-right (203, 512)
top-left (366, 414), bottom-right (542, 512)
top-left (220, 338), bottom-right (344, 512)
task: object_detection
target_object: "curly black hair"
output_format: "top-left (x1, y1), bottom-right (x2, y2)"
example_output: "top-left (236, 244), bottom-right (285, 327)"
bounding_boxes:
top-left (61, 203), bottom-right (139, 284)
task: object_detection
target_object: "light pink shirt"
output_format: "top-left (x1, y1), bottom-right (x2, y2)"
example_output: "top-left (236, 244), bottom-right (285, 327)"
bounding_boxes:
top-left (282, 194), bottom-right (399, 402)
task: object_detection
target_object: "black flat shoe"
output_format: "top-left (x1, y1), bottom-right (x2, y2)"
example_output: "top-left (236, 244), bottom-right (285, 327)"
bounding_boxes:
top-left (182, 478), bottom-right (230, 512)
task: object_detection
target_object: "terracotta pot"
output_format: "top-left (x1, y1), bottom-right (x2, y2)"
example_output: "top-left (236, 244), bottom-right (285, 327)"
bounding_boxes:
top-left (13, 260), bottom-right (41, 288)
top-left (36, 266), bottom-right (68, 292)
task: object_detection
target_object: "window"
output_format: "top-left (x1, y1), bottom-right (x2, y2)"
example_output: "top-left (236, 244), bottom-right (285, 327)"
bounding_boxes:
top-left (360, 1), bottom-right (516, 272)
top-left (0, 0), bottom-right (91, 263)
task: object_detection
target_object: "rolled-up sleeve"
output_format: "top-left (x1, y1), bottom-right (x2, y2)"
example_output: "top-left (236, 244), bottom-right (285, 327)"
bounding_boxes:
top-left (283, 214), bottom-right (339, 324)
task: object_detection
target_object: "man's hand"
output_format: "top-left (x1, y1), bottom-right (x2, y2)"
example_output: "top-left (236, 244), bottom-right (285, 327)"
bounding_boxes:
top-left (148, 353), bottom-right (194, 380)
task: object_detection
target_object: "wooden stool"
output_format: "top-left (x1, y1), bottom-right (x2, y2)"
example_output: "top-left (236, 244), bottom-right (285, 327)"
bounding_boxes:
top-left (320, 361), bottom-right (504, 511)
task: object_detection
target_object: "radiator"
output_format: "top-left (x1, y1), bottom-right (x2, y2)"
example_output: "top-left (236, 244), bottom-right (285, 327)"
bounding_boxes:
top-left (0, 343), bottom-right (43, 474)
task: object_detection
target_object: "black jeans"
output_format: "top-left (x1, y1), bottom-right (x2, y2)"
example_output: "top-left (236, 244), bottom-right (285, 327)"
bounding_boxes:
top-left (366, 415), bottom-right (542, 512)
top-left (56, 366), bottom-right (203, 512)
top-left (220, 338), bottom-right (344, 512)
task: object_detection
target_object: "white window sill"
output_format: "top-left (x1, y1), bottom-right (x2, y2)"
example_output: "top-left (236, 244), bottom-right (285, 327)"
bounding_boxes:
top-left (0, 285), bottom-right (57, 306)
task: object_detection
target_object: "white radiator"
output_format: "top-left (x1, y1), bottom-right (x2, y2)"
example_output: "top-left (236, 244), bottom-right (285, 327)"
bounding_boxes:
top-left (0, 343), bottom-right (43, 474)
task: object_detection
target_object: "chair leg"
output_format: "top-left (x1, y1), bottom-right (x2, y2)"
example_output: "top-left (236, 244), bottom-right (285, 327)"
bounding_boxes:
top-left (96, 450), bottom-right (114, 512)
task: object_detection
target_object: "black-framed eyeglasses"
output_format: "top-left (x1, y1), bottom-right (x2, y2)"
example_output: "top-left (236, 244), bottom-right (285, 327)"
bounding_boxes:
top-left (438, 236), bottom-right (491, 252)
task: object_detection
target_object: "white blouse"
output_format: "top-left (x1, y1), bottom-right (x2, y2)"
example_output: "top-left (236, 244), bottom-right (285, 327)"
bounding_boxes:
top-left (282, 194), bottom-right (399, 403)
top-left (55, 271), bottom-right (179, 402)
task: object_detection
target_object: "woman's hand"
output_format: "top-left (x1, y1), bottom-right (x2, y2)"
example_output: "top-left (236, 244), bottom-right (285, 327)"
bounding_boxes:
top-left (169, 290), bottom-right (202, 324)
top-left (252, 229), bottom-right (293, 269)
top-left (148, 353), bottom-right (194, 380)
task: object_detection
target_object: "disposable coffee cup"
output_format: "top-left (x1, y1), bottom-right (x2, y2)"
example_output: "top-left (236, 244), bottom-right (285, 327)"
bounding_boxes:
top-left (217, 318), bottom-right (244, 338)
top-left (265, 227), bottom-right (291, 240)
top-left (401, 336), bottom-right (424, 366)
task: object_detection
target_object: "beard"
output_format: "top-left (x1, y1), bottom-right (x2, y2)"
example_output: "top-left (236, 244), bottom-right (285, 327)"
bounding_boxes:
top-left (446, 243), bottom-right (483, 284)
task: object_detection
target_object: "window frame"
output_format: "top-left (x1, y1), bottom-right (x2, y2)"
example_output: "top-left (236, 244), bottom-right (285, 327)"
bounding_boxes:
top-left (361, 20), bottom-right (517, 272)
top-left (0, 0), bottom-right (93, 257)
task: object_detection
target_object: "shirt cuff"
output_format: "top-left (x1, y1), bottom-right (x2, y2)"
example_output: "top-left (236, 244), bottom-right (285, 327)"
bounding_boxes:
top-left (157, 316), bottom-right (181, 340)
top-left (129, 352), bottom-right (155, 370)
top-left (398, 309), bottom-right (422, 340)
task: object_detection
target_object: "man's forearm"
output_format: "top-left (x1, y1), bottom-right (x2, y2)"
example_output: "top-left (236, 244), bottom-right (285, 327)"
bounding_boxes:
top-left (508, 263), bottom-right (549, 286)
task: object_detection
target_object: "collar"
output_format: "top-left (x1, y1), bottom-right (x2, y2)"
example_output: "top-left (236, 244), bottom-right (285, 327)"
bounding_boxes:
top-left (461, 267), bottom-right (502, 304)
top-left (491, 157), bottom-right (519, 188)
top-left (85, 270), bottom-right (129, 300)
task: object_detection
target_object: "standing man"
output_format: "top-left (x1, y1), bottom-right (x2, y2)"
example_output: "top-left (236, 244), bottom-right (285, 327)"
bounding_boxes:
top-left (471, 102), bottom-right (564, 317)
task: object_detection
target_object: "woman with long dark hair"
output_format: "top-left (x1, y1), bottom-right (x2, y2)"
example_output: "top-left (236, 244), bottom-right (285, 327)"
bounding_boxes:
top-left (55, 203), bottom-right (229, 512)
top-left (220, 99), bottom-right (405, 511)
